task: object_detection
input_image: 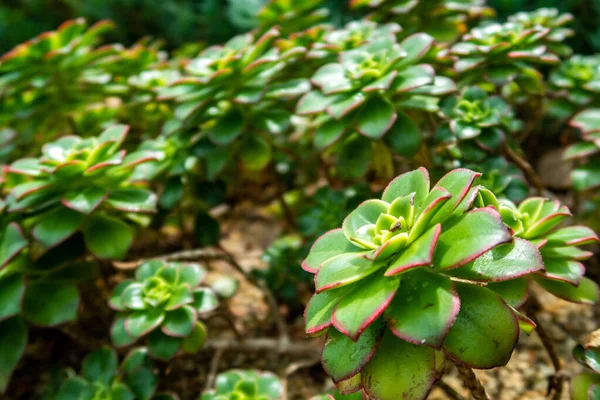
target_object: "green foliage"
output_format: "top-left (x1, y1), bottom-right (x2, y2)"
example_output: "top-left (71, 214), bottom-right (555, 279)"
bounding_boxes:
top-left (109, 260), bottom-right (220, 359)
top-left (572, 330), bottom-right (600, 400)
top-left (47, 347), bottom-right (177, 400)
top-left (200, 369), bottom-right (283, 400)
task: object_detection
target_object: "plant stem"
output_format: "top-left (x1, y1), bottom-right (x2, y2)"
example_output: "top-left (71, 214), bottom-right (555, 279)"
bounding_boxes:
top-left (453, 362), bottom-right (491, 400)
top-left (525, 295), bottom-right (564, 400)
top-left (503, 142), bottom-right (546, 196)
top-left (437, 380), bottom-right (467, 400)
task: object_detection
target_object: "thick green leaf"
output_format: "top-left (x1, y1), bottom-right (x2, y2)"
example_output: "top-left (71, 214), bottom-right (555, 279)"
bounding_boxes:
top-left (121, 283), bottom-right (145, 310)
top-left (305, 286), bottom-right (351, 336)
top-left (62, 186), bottom-right (107, 214)
top-left (192, 288), bottom-right (219, 313)
top-left (179, 264), bottom-right (206, 287)
top-left (125, 367), bottom-right (157, 400)
top-left (0, 223), bottom-right (27, 268)
top-left (327, 92), bottom-right (366, 119)
top-left (573, 161), bottom-right (600, 191)
top-left (315, 119), bottom-right (346, 149)
top-left (541, 259), bottom-right (584, 285)
top-left (147, 329), bottom-right (180, 360)
top-left (534, 276), bottom-right (599, 304)
top-left (165, 284), bottom-right (194, 310)
top-left (106, 188), bottom-right (157, 213)
top-left (570, 373), bottom-right (600, 400)
top-left (398, 33), bottom-right (435, 67)
top-left (443, 282), bottom-right (519, 369)
top-left (56, 377), bottom-right (89, 399)
top-left (240, 135), bottom-right (272, 171)
top-left (0, 274), bottom-right (25, 320)
top-left (336, 134), bottom-right (372, 179)
top-left (357, 96), bottom-right (397, 140)
top-left (125, 308), bottom-right (165, 338)
top-left (385, 224), bottom-right (440, 276)
top-left (545, 226), bottom-right (598, 246)
top-left (111, 315), bottom-right (137, 347)
top-left (32, 207), bottom-right (84, 248)
top-left (434, 207), bottom-right (511, 270)
top-left (450, 238), bottom-right (544, 282)
top-left (207, 110), bottom-right (244, 146)
top-left (322, 321), bottom-right (383, 382)
top-left (428, 169), bottom-right (481, 225)
top-left (315, 252), bottom-right (380, 292)
top-left (303, 229), bottom-right (363, 273)
top-left (23, 282), bottom-right (79, 326)
top-left (385, 269), bottom-right (459, 348)
top-left (162, 306), bottom-right (197, 337)
top-left (0, 316), bottom-right (27, 392)
top-left (83, 213), bottom-right (134, 260)
top-left (408, 188), bottom-right (452, 242)
top-left (332, 273), bottom-right (400, 340)
top-left (361, 331), bottom-right (439, 400)
top-left (342, 199), bottom-right (388, 246)
top-left (82, 347), bottom-right (118, 385)
top-left (487, 278), bottom-right (529, 308)
top-left (382, 167), bottom-right (429, 205)
top-left (297, 91), bottom-right (337, 115)
top-left (384, 111), bottom-right (422, 159)
top-left (181, 321), bottom-right (207, 353)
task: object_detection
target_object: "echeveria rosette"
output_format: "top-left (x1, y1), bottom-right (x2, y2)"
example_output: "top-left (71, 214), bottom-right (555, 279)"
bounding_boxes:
top-left (0, 19), bottom-right (121, 138)
top-left (572, 329), bottom-right (600, 400)
top-left (1, 125), bottom-right (158, 259)
top-left (349, 0), bottom-right (493, 42)
top-left (449, 20), bottom-right (559, 95)
top-left (549, 56), bottom-right (600, 118)
top-left (303, 168), bottom-right (544, 399)
top-left (564, 109), bottom-right (600, 192)
top-left (433, 86), bottom-right (528, 201)
top-left (160, 29), bottom-right (309, 175)
top-left (257, 0), bottom-right (329, 37)
top-left (54, 347), bottom-right (178, 400)
top-left (199, 369), bottom-right (283, 400)
top-left (307, 21), bottom-right (402, 61)
top-left (477, 193), bottom-right (600, 306)
top-left (508, 8), bottom-right (574, 57)
top-left (109, 261), bottom-right (218, 360)
top-left (299, 34), bottom-right (455, 178)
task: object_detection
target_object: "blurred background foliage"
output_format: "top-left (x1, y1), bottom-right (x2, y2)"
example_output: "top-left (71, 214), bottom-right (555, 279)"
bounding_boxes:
top-left (7, 0), bottom-right (596, 55)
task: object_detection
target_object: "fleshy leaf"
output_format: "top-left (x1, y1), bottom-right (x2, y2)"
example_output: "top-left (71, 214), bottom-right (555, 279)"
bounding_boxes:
top-left (534, 276), bottom-right (599, 304)
top-left (434, 207), bottom-right (511, 270)
top-left (303, 229), bottom-right (363, 273)
top-left (23, 282), bottom-right (80, 326)
top-left (0, 317), bottom-right (27, 393)
top-left (342, 200), bottom-right (389, 246)
top-left (356, 96), bottom-right (397, 140)
top-left (361, 330), bottom-right (439, 400)
top-left (322, 321), bottom-right (384, 382)
top-left (382, 167), bottom-right (429, 205)
top-left (443, 282), bottom-right (519, 369)
top-left (385, 224), bottom-right (440, 276)
top-left (315, 252), bottom-right (380, 292)
top-left (385, 269), bottom-right (459, 349)
top-left (332, 273), bottom-right (400, 340)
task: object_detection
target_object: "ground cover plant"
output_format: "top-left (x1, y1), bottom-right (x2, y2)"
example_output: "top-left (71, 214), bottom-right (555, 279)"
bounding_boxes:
top-left (1, 1), bottom-right (600, 399)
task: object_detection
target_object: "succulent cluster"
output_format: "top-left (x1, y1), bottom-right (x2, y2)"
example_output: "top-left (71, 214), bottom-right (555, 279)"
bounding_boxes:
top-left (200, 369), bottom-right (283, 400)
top-left (565, 109), bottom-right (600, 192)
top-left (50, 347), bottom-right (177, 400)
top-left (257, 0), bottom-right (329, 36)
top-left (549, 55), bottom-right (600, 117)
top-left (350, 0), bottom-right (493, 42)
top-left (572, 329), bottom-right (600, 400)
top-left (109, 260), bottom-right (220, 359)
top-left (448, 16), bottom-right (563, 95)
top-left (303, 168), bottom-right (558, 398)
top-left (1, 125), bottom-right (157, 259)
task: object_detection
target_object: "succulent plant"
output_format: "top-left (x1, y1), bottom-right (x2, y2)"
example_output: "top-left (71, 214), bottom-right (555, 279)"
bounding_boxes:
top-left (565, 109), bottom-right (600, 192)
top-left (549, 55), bottom-right (600, 118)
top-left (307, 21), bottom-right (402, 61)
top-left (0, 19), bottom-right (121, 140)
top-left (572, 329), bottom-right (600, 400)
top-left (507, 8), bottom-right (574, 57)
top-left (199, 369), bottom-right (283, 400)
top-left (109, 260), bottom-right (219, 359)
top-left (476, 193), bottom-right (600, 306)
top-left (159, 28), bottom-right (309, 176)
top-left (303, 167), bottom-right (546, 398)
top-left (349, 0), bottom-right (493, 42)
top-left (449, 19), bottom-right (561, 95)
top-left (257, 0), bottom-right (329, 36)
top-left (1, 125), bottom-right (157, 259)
top-left (52, 347), bottom-right (177, 400)
top-left (298, 33), bottom-right (455, 178)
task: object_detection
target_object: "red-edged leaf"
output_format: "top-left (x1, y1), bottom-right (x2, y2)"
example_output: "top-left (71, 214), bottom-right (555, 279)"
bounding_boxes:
top-left (385, 224), bottom-right (440, 276)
